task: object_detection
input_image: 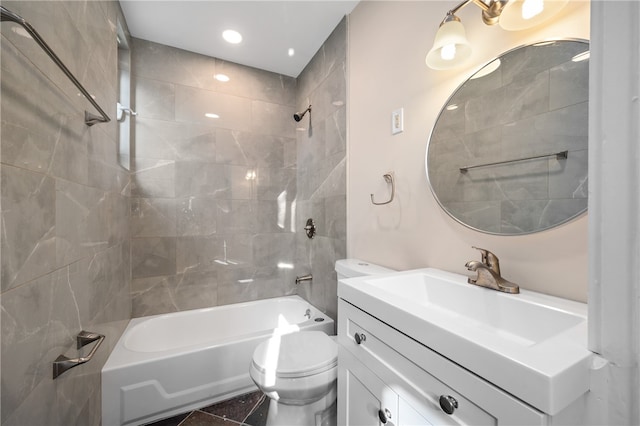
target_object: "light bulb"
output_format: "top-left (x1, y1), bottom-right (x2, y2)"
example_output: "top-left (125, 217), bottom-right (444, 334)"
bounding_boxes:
top-left (522, 0), bottom-right (544, 20)
top-left (440, 44), bottom-right (457, 61)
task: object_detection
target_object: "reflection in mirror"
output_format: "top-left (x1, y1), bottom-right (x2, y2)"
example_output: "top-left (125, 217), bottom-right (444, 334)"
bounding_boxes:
top-left (117, 17), bottom-right (132, 170)
top-left (426, 40), bottom-right (589, 235)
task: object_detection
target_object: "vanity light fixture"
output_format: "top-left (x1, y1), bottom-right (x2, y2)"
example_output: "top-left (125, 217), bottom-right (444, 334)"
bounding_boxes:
top-left (426, 0), bottom-right (568, 70)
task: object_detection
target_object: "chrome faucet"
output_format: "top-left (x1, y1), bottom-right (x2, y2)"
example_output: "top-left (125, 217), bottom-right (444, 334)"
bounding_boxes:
top-left (295, 274), bottom-right (313, 285)
top-left (465, 247), bottom-right (519, 294)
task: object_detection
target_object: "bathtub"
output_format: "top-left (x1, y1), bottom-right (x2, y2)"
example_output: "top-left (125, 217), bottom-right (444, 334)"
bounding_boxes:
top-left (102, 295), bottom-right (334, 426)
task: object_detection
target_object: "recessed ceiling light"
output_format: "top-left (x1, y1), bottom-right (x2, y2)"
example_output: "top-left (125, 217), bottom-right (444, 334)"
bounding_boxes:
top-left (288, 48), bottom-right (295, 57)
top-left (205, 113), bottom-right (220, 119)
top-left (222, 29), bottom-right (242, 44)
top-left (214, 74), bottom-right (230, 82)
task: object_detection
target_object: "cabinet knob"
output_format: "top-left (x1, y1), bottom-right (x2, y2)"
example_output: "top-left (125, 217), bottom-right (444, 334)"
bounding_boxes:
top-left (354, 332), bottom-right (366, 345)
top-left (439, 395), bottom-right (459, 415)
top-left (378, 408), bottom-right (392, 424)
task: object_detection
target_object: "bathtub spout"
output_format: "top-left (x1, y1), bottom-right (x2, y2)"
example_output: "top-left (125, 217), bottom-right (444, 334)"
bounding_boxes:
top-left (295, 274), bottom-right (312, 284)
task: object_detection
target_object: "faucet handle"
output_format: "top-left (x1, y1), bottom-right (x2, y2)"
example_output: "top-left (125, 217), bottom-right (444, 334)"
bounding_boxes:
top-left (471, 246), bottom-right (501, 275)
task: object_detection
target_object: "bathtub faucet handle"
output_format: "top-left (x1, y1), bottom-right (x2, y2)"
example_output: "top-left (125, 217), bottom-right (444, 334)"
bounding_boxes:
top-left (295, 274), bottom-right (312, 285)
top-left (304, 309), bottom-right (311, 319)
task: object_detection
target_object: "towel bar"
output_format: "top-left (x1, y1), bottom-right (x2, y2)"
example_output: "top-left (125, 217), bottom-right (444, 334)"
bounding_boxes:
top-left (1, 6), bottom-right (111, 126)
top-left (52, 330), bottom-right (105, 379)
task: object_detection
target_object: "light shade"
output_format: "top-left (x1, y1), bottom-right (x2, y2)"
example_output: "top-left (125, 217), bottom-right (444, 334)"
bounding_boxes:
top-left (426, 19), bottom-right (472, 70)
top-left (499, 0), bottom-right (569, 31)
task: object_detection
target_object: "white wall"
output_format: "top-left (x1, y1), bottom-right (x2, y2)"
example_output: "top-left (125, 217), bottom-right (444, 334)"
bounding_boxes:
top-left (348, 0), bottom-right (590, 302)
top-left (588, 1), bottom-right (640, 423)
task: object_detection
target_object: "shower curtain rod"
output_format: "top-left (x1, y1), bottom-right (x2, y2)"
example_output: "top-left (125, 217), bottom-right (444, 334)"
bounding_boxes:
top-left (0, 6), bottom-right (111, 126)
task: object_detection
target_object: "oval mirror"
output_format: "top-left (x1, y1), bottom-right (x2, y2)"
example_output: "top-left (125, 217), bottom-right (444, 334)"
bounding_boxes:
top-left (426, 39), bottom-right (589, 235)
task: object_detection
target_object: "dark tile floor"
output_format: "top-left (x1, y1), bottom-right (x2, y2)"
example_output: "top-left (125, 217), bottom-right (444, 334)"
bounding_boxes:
top-left (145, 391), bottom-right (269, 426)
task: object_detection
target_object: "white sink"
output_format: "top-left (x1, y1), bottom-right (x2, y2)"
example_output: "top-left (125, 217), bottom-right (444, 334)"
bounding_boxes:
top-left (338, 268), bottom-right (592, 416)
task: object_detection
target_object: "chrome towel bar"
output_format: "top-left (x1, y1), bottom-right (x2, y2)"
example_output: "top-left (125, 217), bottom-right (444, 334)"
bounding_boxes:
top-left (460, 150), bottom-right (568, 173)
top-left (53, 330), bottom-right (105, 379)
top-left (0, 6), bottom-right (111, 126)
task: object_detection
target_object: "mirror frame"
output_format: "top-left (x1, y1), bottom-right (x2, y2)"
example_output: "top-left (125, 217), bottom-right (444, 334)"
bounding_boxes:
top-left (425, 38), bottom-right (589, 236)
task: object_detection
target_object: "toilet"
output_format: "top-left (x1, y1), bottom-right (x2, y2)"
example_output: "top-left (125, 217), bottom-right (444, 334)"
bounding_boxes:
top-left (249, 259), bottom-right (395, 426)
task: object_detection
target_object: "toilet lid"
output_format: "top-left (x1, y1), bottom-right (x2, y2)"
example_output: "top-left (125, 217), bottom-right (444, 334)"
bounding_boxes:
top-left (252, 331), bottom-right (338, 378)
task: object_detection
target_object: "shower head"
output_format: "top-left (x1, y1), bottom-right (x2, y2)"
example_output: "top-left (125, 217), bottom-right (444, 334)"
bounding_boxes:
top-left (293, 105), bottom-right (312, 122)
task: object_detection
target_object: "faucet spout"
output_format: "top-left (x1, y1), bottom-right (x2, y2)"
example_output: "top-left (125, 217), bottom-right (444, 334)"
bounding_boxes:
top-left (465, 251), bottom-right (519, 294)
top-left (295, 274), bottom-right (313, 285)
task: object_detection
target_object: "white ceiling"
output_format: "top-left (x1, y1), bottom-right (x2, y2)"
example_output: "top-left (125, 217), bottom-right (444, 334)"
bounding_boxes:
top-left (120, 1), bottom-right (359, 78)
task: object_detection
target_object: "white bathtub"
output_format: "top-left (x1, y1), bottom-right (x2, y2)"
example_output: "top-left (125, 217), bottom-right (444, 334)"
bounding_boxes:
top-left (102, 295), bottom-right (334, 426)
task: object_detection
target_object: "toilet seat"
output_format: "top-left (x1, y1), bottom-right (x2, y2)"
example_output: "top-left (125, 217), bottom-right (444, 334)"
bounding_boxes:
top-left (252, 331), bottom-right (337, 379)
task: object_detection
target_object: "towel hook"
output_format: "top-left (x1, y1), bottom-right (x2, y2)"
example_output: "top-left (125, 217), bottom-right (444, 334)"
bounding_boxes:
top-left (370, 172), bottom-right (395, 205)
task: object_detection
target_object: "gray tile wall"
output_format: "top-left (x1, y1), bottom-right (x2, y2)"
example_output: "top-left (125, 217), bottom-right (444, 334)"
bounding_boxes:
top-left (295, 18), bottom-right (348, 320)
top-left (1, 1), bottom-right (130, 425)
top-left (130, 39), bottom-right (299, 317)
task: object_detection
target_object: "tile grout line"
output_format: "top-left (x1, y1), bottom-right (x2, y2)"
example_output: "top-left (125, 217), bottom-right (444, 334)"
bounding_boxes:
top-left (241, 393), bottom-right (267, 425)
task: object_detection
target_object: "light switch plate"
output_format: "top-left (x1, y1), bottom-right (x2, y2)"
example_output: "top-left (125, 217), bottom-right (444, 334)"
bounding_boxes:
top-left (392, 108), bottom-right (403, 135)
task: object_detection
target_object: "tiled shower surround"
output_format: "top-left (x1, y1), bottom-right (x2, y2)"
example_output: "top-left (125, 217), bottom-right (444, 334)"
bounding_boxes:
top-left (295, 19), bottom-right (347, 320)
top-left (130, 19), bottom-right (347, 319)
top-left (130, 38), bottom-right (300, 316)
top-left (1, 1), bottom-right (130, 425)
top-left (1, 1), bottom-right (346, 423)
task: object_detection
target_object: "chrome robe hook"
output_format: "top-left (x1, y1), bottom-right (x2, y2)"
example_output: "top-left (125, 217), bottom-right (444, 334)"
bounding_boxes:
top-left (370, 172), bottom-right (395, 205)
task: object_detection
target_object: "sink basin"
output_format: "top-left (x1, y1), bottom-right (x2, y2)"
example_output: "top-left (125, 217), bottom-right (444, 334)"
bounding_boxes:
top-left (338, 268), bottom-right (591, 416)
top-left (368, 272), bottom-right (583, 346)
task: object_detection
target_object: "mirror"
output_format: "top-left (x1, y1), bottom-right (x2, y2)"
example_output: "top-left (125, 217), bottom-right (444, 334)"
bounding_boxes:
top-left (426, 40), bottom-right (589, 235)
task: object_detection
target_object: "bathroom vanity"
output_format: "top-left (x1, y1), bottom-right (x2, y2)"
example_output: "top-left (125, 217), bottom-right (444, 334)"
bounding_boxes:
top-left (337, 268), bottom-right (593, 425)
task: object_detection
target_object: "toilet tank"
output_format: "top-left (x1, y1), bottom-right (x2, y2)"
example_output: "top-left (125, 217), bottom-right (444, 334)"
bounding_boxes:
top-left (335, 259), bottom-right (395, 280)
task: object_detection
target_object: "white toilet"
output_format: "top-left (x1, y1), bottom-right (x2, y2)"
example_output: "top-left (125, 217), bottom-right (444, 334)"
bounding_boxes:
top-left (249, 259), bottom-right (395, 426)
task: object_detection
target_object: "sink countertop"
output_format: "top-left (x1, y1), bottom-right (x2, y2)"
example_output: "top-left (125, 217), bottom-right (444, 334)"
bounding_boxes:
top-left (338, 268), bottom-right (592, 416)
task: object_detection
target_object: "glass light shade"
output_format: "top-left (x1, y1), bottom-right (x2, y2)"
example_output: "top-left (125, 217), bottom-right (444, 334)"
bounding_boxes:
top-left (499, 0), bottom-right (569, 31)
top-left (426, 20), bottom-right (472, 70)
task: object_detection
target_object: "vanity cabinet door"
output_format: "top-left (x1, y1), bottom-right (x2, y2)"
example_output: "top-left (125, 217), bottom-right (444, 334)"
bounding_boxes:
top-left (338, 346), bottom-right (398, 426)
top-left (398, 397), bottom-right (436, 425)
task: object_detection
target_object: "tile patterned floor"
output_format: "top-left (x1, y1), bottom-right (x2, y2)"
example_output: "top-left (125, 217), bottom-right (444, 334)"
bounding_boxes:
top-left (145, 391), bottom-right (269, 426)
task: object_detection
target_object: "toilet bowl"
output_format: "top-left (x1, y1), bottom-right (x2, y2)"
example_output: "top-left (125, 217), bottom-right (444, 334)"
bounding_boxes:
top-left (250, 331), bottom-right (338, 426)
top-left (250, 259), bottom-right (395, 426)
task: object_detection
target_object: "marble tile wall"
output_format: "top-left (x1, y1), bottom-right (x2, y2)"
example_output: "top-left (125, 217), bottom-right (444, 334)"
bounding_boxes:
top-left (295, 18), bottom-right (348, 320)
top-left (130, 39), bottom-right (299, 317)
top-left (1, 1), bottom-right (131, 425)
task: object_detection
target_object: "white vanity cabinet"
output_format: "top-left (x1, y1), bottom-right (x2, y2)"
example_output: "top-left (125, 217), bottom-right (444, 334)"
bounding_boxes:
top-left (337, 299), bottom-right (547, 425)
